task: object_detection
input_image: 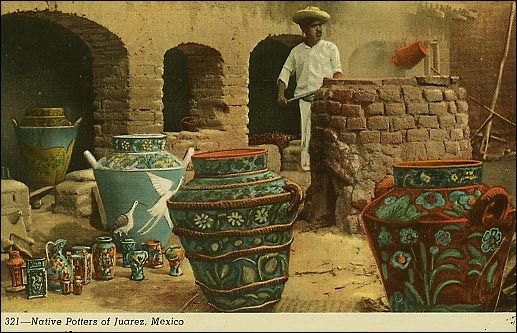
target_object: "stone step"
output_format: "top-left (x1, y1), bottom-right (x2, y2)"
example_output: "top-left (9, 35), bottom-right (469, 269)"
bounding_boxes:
top-left (281, 140), bottom-right (303, 171)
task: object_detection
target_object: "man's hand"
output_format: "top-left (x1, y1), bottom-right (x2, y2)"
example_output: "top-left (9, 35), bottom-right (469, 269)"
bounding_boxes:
top-left (277, 95), bottom-right (288, 107)
top-left (277, 80), bottom-right (288, 107)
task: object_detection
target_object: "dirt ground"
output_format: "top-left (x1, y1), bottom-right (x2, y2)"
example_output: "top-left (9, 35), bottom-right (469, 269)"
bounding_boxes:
top-left (1, 154), bottom-right (515, 314)
top-left (0, 202), bottom-right (386, 313)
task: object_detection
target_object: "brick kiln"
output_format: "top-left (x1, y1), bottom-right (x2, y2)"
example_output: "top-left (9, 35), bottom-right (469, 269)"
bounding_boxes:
top-left (309, 76), bottom-right (472, 233)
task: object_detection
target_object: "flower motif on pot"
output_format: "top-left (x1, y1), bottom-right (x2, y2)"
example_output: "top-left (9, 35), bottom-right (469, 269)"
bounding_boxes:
top-left (141, 140), bottom-right (153, 151)
top-left (121, 141), bottom-right (130, 150)
top-left (384, 196), bottom-right (397, 205)
top-left (434, 229), bottom-right (452, 246)
top-left (415, 191), bottom-right (445, 210)
top-left (450, 189), bottom-right (482, 210)
top-left (257, 253), bottom-right (288, 280)
top-left (227, 211), bottom-right (244, 227)
top-left (254, 207), bottom-right (269, 224)
top-left (377, 227), bottom-right (393, 248)
top-left (444, 189), bottom-right (483, 217)
top-left (429, 246), bottom-right (439, 255)
top-left (194, 213), bottom-right (213, 230)
top-left (375, 195), bottom-right (424, 222)
top-left (400, 228), bottom-right (418, 244)
top-left (391, 251), bottom-right (412, 269)
top-left (481, 228), bottom-right (502, 253)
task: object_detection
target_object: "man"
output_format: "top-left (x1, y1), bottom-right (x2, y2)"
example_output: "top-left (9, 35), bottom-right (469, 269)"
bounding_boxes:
top-left (277, 6), bottom-right (344, 171)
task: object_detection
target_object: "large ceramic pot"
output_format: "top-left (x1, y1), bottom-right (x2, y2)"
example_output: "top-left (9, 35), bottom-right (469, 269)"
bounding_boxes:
top-left (84, 134), bottom-right (193, 248)
top-left (12, 107), bottom-right (81, 190)
top-left (361, 159), bottom-right (515, 312)
top-left (168, 148), bottom-right (304, 312)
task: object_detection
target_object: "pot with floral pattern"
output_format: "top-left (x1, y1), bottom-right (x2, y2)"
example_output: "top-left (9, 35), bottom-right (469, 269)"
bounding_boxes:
top-left (92, 236), bottom-right (116, 280)
top-left (84, 134), bottom-right (193, 249)
top-left (361, 159), bottom-right (515, 312)
top-left (45, 239), bottom-right (72, 292)
top-left (168, 148), bottom-right (304, 312)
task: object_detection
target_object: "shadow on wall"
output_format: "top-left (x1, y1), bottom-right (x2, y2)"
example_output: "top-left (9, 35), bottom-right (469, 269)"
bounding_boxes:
top-left (162, 43), bottom-right (225, 132)
top-left (348, 41), bottom-right (407, 78)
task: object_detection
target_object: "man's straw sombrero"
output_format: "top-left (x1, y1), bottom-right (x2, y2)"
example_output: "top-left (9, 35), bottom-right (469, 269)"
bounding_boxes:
top-left (292, 6), bottom-right (330, 24)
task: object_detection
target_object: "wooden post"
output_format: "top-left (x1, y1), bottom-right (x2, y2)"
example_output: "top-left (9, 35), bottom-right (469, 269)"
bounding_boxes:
top-left (480, 2), bottom-right (515, 159)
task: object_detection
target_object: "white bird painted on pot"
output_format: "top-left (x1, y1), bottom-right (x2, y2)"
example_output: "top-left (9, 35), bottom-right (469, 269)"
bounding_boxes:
top-left (113, 200), bottom-right (140, 238)
top-left (137, 172), bottom-right (183, 235)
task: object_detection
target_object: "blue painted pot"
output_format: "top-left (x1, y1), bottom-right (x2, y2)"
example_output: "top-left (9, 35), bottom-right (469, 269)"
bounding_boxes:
top-left (168, 148), bottom-right (304, 312)
top-left (84, 134), bottom-right (193, 249)
top-left (12, 108), bottom-right (81, 190)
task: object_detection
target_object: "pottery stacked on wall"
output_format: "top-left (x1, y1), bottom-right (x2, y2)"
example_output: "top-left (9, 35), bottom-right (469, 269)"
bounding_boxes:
top-left (361, 159), bottom-right (515, 312)
top-left (84, 134), bottom-right (193, 248)
top-left (12, 107), bottom-right (81, 189)
top-left (168, 148), bottom-right (303, 312)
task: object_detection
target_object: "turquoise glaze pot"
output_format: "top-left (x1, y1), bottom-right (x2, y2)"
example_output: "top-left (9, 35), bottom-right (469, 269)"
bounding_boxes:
top-left (84, 134), bottom-right (193, 248)
top-left (168, 148), bottom-right (304, 312)
top-left (12, 108), bottom-right (82, 190)
top-left (361, 159), bottom-right (515, 312)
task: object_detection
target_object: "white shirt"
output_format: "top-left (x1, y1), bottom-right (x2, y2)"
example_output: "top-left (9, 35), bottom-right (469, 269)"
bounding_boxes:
top-left (278, 40), bottom-right (342, 96)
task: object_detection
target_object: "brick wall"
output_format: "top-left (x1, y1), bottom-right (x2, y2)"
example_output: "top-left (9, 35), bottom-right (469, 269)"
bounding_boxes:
top-left (1, 1), bottom-right (506, 183)
top-left (1, 1), bottom-right (476, 177)
top-left (309, 77), bottom-right (472, 233)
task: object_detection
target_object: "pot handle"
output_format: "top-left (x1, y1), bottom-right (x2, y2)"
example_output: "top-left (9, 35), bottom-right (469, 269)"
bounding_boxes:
top-left (284, 181), bottom-right (304, 214)
top-left (74, 117), bottom-right (83, 127)
top-left (374, 176), bottom-right (395, 198)
top-left (470, 186), bottom-right (511, 227)
top-left (45, 241), bottom-right (54, 263)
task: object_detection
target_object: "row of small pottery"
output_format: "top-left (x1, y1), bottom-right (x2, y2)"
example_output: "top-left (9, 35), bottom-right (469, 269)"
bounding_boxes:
top-left (12, 107), bottom-right (81, 190)
top-left (7, 236), bottom-right (185, 298)
top-left (119, 238), bottom-right (185, 281)
top-left (361, 159), bottom-right (515, 312)
top-left (83, 134), bottom-right (194, 249)
top-left (168, 148), bottom-right (304, 312)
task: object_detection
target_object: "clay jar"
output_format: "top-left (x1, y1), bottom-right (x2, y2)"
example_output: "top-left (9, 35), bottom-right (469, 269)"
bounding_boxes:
top-left (361, 159), bottom-right (515, 312)
top-left (168, 148), bottom-right (304, 312)
top-left (92, 236), bottom-right (116, 280)
top-left (84, 134), bottom-right (192, 248)
top-left (6, 250), bottom-right (26, 292)
top-left (12, 108), bottom-right (82, 189)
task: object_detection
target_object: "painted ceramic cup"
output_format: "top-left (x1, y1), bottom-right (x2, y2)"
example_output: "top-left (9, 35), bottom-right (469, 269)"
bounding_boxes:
top-left (121, 238), bottom-right (136, 268)
top-left (92, 236), bottom-right (116, 280)
top-left (71, 245), bottom-right (93, 284)
top-left (129, 250), bottom-right (149, 281)
top-left (142, 240), bottom-right (163, 269)
top-left (165, 245), bottom-right (185, 276)
top-left (361, 159), bottom-right (515, 312)
top-left (6, 250), bottom-right (26, 292)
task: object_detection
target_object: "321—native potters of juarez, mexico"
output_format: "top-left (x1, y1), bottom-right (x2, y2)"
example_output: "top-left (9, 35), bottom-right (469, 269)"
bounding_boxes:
top-left (14, 316), bottom-right (185, 327)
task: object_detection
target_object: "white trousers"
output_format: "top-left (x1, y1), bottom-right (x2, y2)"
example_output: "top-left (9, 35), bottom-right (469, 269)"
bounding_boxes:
top-left (299, 100), bottom-right (311, 171)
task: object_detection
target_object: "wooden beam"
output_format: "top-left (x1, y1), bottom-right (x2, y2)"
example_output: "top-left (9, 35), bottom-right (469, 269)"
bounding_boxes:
top-left (480, 2), bottom-right (515, 159)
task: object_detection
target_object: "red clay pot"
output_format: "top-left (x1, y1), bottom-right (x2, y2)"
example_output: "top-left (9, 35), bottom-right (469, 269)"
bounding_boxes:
top-left (361, 159), bottom-right (515, 312)
top-left (392, 41), bottom-right (429, 69)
